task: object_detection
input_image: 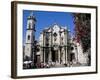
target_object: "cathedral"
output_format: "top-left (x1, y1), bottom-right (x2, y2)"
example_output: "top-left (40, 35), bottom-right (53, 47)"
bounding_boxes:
top-left (38, 24), bottom-right (69, 65)
top-left (23, 13), bottom-right (90, 69)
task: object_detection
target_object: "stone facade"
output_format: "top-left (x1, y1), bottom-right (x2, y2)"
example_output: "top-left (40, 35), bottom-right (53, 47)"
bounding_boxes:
top-left (38, 24), bottom-right (69, 65)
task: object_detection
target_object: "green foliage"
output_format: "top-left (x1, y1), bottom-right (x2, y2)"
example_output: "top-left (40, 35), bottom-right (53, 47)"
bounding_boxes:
top-left (73, 13), bottom-right (91, 52)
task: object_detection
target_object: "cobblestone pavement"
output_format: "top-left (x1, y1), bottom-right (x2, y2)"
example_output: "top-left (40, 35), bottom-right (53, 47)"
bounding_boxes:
top-left (51, 62), bottom-right (83, 68)
top-left (53, 64), bottom-right (66, 67)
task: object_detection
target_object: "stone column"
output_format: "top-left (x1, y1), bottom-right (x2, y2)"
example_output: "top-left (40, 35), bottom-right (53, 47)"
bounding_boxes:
top-left (49, 47), bottom-right (52, 62)
top-left (40, 47), bottom-right (43, 62)
top-left (59, 32), bottom-right (61, 64)
top-left (62, 49), bottom-right (65, 64)
top-left (48, 32), bottom-right (52, 63)
top-left (58, 50), bottom-right (60, 64)
top-left (60, 47), bottom-right (62, 64)
top-left (43, 49), bottom-right (45, 64)
top-left (43, 31), bottom-right (45, 64)
top-left (65, 30), bottom-right (67, 64)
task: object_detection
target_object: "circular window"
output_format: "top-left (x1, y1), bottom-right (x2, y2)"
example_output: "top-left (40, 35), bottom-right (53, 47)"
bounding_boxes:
top-left (71, 47), bottom-right (74, 50)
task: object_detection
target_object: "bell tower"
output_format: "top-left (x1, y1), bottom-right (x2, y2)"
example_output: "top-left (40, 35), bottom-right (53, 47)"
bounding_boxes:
top-left (24, 12), bottom-right (36, 61)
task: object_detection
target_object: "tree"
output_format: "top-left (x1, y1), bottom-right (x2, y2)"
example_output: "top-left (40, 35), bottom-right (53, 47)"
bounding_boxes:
top-left (73, 13), bottom-right (91, 52)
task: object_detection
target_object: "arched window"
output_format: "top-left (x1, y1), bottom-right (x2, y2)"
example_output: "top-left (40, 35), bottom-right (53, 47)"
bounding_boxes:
top-left (61, 37), bottom-right (63, 40)
top-left (53, 32), bottom-right (57, 37)
top-left (28, 35), bottom-right (30, 40)
top-left (54, 38), bottom-right (57, 41)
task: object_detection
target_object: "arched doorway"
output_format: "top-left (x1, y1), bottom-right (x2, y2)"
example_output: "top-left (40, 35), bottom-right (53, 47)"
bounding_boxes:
top-left (70, 53), bottom-right (75, 62)
top-left (52, 50), bottom-right (58, 62)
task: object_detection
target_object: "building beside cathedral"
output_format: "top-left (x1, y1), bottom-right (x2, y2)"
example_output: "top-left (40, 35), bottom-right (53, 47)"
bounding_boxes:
top-left (23, 13), bottom-right (90, 69)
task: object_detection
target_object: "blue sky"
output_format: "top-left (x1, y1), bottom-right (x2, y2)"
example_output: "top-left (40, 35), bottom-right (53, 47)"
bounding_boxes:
top-left (23, 10), bottom-right (75, 44)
